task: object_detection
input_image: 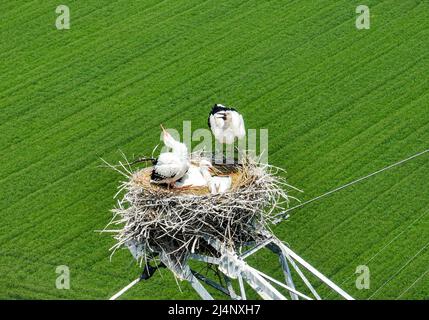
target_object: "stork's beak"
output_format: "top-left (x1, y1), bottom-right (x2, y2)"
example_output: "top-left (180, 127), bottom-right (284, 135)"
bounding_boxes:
top-left (160, 124), bottom-right (168, 136)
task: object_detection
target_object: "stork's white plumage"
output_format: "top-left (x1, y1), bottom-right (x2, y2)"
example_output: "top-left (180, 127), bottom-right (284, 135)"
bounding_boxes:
top-left (174, 164), bottom-right (208, 188)
top-left (208, 104), bottom-right (245, 145)
top-left (210, 176), bottom-right (232, 194)
top-left (151, 125), bottom-right (190, 187)
top-left (199, 160), bottom-right (232, 195)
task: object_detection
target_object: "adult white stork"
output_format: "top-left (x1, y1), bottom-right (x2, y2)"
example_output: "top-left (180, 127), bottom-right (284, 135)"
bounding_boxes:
top-left (150, 125), bottom-right (190, 188)
top-left (208, 104), bottom-right (246, 145)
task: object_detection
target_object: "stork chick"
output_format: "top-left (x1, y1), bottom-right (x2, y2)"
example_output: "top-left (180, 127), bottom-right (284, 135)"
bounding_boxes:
top-left (151, 125), bottom-right (190, 188)
top-left (208, 104), bottom-right (246, 145)
top-left (199, 160), bottom-right (232, 195)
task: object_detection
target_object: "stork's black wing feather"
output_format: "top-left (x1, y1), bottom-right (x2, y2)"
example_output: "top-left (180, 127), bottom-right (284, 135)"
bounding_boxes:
top-left (150, 170), bottom-right (162, 181)
top-left (151, 160), bottom-right (180, 182)
top-left (151, 168), bottom-right (170, 181)
top-left (208, 104), bottom-right (237, 128)
top-left (210, 104), bottom-right (237, 115)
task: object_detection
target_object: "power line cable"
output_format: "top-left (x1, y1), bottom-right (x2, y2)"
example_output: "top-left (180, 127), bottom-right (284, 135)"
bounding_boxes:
top-left (274, 148), bottom-right (429, 222)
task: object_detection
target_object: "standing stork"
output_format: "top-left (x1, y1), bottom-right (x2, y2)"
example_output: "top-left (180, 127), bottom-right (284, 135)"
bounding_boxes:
top-left (208, 104), bottom-right (246, 145)
top-left (150, 125), bottom-right (190, 188)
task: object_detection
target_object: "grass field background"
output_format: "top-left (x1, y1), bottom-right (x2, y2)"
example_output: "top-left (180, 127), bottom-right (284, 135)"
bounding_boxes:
top-left (0, 0), bottom-right (428, 299)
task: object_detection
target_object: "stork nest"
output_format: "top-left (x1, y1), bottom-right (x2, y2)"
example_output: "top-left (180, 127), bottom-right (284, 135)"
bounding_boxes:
top-left (103, 152), bottom-right (299, 267)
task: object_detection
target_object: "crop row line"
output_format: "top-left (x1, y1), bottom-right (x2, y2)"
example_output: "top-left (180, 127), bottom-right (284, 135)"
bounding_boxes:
top-left (0, 0), bottom-right (342, 175)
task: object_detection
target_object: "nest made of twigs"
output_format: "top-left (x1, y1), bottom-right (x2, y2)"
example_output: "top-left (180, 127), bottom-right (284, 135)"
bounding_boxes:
top-left (103, 152), bottom-right (298, 266)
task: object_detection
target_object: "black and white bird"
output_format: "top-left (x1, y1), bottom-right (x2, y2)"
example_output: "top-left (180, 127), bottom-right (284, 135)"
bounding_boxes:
top-left (208, 104), bottom-right (245, 145)
top-left (150, 125), bottom-right (190, 188)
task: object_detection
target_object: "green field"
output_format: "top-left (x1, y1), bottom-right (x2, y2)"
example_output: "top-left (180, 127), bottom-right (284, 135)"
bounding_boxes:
top-left (1, 0), bottom-right (428, 300)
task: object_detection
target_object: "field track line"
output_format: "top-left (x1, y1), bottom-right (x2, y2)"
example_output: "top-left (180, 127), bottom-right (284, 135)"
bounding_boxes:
top-left (0, 0), bottom-right (383, 155)
top-left (0, 1), bottom-right (46, 28)
top-left (396, 268), bottom-right (429, 299)
top-left (368, 240), bottom-right (429, 299)
top-left (0, 0), bottom-right (119, 39)
top-left (0, 0), bottom-right (412, 156)
top-left (0, 0), bottom-right (215, 96)
top-left (0, 0), bottom-right (123, 54)
top-left (230, 0), bottom-right (416, 123)
top-left (0, 0), bottom-right (263, 127)
top-left (0, 0), bottom-right (334, 158)
top-left (286, 154), bottom-right (429, 279)
top-left (7, 227), bottom-right (111, 272)
top-left (264, 27), bottom-right (429, 163)
top-left (0, 0), bottom-right (382, 135)
top-left (0, 0), bottom-right (213, 96)
top-left (1, 0), bottom-right (364, 119)
top-left (0, 0), bottom-right (281, 121)
top-left (0, 0), bottom-right (201, 69)
top-left (0, 1), bottom-right (265, 154)
top-left (356, 211), bottom-right (429, 267)
top-left (267, 52), bottom-right (429, 173)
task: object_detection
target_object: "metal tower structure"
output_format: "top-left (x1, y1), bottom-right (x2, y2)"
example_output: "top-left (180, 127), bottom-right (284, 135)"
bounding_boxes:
top-left (110, 229), bottom-right (353, 300)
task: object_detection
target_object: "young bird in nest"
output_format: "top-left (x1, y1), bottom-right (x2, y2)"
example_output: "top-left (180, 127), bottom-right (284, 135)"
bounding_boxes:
top-left (199, 160), bottom-right (232, 195)
top-left (208, 103), bottom-right (246, 145)
top-left (150, 125), bottom-right (190, 189)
